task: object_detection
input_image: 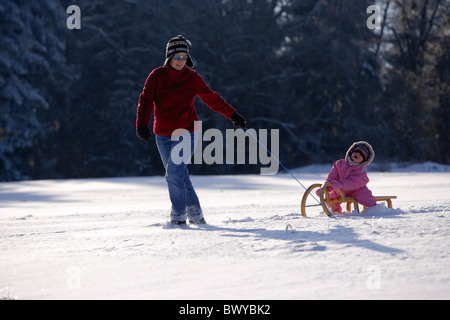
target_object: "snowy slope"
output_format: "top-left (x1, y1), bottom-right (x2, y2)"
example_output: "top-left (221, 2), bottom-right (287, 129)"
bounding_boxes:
top-left (1, 164), bottom-right (449, 300)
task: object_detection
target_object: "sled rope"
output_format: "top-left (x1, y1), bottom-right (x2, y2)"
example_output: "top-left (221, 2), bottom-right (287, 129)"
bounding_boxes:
top-left (245, 128), bottom-right (321, 205)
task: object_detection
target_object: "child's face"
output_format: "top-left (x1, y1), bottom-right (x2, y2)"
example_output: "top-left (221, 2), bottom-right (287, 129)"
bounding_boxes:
top-left (351, 151), bottom-right (364, 163)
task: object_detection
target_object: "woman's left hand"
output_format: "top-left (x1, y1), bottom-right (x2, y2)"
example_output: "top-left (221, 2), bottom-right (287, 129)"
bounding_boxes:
top-left (230, 112), bottom-right (246, 129)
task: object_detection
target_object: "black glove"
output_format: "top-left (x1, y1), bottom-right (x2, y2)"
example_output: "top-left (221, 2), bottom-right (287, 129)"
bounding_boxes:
top-left (230, 112), bottom-right (246, 129)
top-left (136, 124), bottom-right (151, 143)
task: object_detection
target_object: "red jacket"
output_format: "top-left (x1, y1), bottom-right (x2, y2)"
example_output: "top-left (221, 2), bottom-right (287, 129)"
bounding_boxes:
top-left (136, 65), bottom-right (237, 136)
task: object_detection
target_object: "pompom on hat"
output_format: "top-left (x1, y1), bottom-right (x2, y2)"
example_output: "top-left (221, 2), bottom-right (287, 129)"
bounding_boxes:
top-left (164, 35), bottom-right (194, 68)
top-left (345, 141), bottom-right (375, 167)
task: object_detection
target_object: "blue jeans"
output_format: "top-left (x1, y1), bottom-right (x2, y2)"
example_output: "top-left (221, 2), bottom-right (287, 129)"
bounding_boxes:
top-left (156, 131), bottom-right (203, 222)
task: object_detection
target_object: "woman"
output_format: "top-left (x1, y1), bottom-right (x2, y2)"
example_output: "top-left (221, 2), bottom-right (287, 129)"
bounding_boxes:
top-left (136, 35), bottom-right (246, 226)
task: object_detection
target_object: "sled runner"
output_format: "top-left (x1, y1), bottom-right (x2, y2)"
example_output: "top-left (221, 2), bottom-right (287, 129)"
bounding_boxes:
top-left (301, 182), bottom-right (397, 217)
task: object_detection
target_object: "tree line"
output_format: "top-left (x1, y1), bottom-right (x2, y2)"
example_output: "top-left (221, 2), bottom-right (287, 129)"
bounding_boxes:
top-left (1, 0), bottom-right (449, 181)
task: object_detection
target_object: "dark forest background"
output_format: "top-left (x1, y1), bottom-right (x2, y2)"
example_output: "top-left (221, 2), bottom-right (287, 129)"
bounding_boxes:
top-left (1, 0), bottom-right (449, 181)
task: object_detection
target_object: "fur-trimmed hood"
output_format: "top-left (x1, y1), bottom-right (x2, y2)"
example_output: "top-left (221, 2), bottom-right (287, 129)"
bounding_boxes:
top-left (345, 141), bottom-right (375, 167)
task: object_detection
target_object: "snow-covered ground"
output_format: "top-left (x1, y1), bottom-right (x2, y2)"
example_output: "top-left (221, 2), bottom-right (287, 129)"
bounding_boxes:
top-left (1, 163), bottom-right (449, 300)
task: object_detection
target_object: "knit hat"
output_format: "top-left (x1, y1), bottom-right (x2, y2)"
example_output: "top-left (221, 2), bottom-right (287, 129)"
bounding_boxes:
top-left (164, 35), bottom-right (194, 68)
top-left (345, 141), bottom-right (375, 167)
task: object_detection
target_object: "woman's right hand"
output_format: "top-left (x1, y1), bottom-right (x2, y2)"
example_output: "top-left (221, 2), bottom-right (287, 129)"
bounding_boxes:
top-left (136, 125), bottom-right (151, 143)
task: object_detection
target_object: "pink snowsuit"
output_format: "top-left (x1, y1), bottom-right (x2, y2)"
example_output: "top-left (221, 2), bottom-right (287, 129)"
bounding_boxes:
top-left (317, 141), bottom-right (377, 213)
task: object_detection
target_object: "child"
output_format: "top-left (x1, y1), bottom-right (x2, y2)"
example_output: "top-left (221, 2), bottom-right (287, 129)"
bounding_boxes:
top-left (319, 141), bottom-right (377, 214)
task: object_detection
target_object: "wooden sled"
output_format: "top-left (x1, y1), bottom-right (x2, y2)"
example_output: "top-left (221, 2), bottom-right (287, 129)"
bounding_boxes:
top-left (301, 182), bottom-right (397, 217)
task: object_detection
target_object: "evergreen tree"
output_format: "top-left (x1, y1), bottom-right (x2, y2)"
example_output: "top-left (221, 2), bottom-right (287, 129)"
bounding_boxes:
top-left (0, 0), bottom-right (68, 180)
top-left (1, 0), bottom-right (448, 181)
top-left (275, 0), bottom-right (384, 165)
